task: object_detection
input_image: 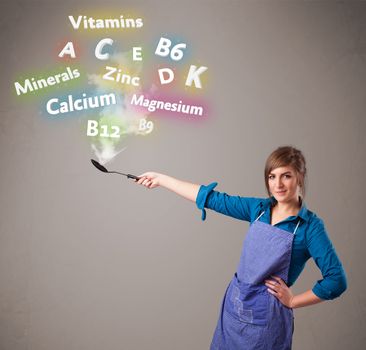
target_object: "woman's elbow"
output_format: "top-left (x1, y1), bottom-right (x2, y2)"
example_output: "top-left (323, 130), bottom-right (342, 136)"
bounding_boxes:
top-left (336, 273), bottom-right (348, 297)
top-left (330, 272), bottom-right (348, 299)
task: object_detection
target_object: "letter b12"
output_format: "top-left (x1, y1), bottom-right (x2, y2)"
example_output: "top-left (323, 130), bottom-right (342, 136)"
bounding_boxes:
top-left (86, 120), bottom-right (120, 138)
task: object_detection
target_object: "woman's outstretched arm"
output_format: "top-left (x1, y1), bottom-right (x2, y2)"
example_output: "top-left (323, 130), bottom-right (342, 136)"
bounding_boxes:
top-left (135, 172), bottom-right (200, 202)
top-left (136, 173), bottom-right (261, 221)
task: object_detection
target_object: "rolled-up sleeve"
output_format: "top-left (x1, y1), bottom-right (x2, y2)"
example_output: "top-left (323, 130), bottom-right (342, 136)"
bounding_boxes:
top-left (195, 182), bottom-right (262, 222)
top-left (307, 218), bottom-right (348, 300)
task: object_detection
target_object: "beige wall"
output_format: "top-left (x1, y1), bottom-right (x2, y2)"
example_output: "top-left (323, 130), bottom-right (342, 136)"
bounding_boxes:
top-left (0, 1), bottom-right (365, 349)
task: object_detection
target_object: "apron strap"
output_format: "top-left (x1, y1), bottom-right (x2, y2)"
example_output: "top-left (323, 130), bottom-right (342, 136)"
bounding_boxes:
top-left (255, 211), bottom-right (301, 235)
top-left (255, 211), bottom-right (265, 221)
top-left (293, 219), bottom-right (301, 235)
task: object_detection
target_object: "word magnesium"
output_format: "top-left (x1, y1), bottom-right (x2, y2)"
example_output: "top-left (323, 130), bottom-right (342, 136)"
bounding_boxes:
top-left (130, 94), bottom-right (203, 116)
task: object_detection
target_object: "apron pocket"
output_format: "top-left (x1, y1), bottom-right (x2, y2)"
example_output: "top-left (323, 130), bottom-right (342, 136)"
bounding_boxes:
top-left (228, 274), bottom-right (269, 326)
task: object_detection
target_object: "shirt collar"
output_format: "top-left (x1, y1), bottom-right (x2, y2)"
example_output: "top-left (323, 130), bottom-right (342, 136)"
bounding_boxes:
top-left (267, 196), bottom-right (310, 222)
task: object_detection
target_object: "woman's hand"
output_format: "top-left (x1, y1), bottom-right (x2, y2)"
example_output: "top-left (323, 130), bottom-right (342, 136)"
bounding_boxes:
top-left (135, 172), bottom-right (162, 189)
top-left (265, 275), bottom-right (294, 308)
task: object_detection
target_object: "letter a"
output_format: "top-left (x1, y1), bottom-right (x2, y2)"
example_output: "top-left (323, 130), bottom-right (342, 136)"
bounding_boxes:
top-left (58, 42), bottom-right (76, 58)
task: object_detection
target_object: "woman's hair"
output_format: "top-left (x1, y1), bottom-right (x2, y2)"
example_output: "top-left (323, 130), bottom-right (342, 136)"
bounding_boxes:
top-left (264, 146), bottom-right (307, 198)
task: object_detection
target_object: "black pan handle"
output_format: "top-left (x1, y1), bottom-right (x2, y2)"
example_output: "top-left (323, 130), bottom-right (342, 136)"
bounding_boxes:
top-left (127, 174), bottom-right (140, 181)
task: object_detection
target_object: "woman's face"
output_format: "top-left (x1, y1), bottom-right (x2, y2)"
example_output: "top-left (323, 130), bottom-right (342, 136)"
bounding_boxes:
top-left (268, 166), bottom-right (300, 205)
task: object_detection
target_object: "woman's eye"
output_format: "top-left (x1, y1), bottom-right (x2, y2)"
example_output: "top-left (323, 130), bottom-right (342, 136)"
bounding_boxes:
top-left (284, 175), bottom-right (292, 179)
top-left (268, 175), bottom-right (275, 180)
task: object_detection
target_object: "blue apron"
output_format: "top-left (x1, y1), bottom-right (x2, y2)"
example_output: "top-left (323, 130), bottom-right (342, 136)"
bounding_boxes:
top-left (210, 212), bottom-right (300, 350)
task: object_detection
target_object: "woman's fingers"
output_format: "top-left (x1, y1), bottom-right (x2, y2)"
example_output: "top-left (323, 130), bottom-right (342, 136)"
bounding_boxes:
top-left (267, 288), bottom-right (277, 296)
top-left (136, 176), bottom-right (148, 186)
top-left (135, 175), bottom-right (154, 189)
top-left (265, 280), bottom-right (278, 286)
top-left (138, 172), bottom-right (150, 177)
top-left (270, 275), bottom-right (285, 285)
top-left (134, 172), bottom-right (159, 189)
top-left (265, 280), bottom-right (279, 291)
top-left (265, 275), bottom-right (294, 308)
top-left (136, 176), bottom-right (146, 184)
top-left (264, 276), bottom-right (284, 292)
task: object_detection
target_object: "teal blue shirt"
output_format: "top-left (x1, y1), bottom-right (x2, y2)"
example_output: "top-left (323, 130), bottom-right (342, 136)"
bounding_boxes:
top-left (196, 182), bottom-right (347, 300)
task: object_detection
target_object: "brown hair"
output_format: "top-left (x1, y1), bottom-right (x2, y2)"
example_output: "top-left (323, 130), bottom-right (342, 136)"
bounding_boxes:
top-left (264, 146), bottom-right (307, 197)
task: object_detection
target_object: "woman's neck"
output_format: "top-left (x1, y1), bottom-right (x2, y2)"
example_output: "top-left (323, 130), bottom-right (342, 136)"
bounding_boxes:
top-left (271, 198), bottom-right (301, 225)
top-left (273, 198), bottom-right (301, 216)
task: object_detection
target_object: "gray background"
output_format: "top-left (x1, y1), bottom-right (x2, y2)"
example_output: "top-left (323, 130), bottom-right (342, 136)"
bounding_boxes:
top-left (1, 0), bottom-right (365, 349)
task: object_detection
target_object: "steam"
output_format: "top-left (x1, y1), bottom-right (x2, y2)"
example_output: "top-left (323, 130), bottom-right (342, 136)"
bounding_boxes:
top-left (87, 50), bottom-right (153, 165)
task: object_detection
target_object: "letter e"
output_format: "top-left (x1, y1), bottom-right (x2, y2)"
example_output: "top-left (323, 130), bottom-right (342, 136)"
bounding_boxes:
top-left (133, 47), bottom-right (142, 61)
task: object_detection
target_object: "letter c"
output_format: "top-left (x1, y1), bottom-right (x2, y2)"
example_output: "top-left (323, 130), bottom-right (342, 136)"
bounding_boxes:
top-left (74, 99), bottom-right (83, 110)
top-left (46, 98), bottom-right (59, 115)
top-left (95, 38), bottom-right (114, 61)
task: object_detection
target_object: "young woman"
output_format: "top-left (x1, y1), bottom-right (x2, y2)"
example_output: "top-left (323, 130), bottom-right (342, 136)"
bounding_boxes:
top-left (135, 146), bottom-right (347, 349)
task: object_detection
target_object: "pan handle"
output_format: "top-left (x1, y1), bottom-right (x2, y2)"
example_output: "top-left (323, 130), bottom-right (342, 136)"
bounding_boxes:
top-left (127, 174), bottom-right (140, 181)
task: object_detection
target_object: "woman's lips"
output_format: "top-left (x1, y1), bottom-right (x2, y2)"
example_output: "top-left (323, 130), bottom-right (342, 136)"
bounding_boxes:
top-left (276, 190), bottom-right (287, 195)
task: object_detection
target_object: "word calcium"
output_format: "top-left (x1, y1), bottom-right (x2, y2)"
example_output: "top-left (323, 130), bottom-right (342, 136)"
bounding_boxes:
top-left (46, 92), bottom-right (116, 115)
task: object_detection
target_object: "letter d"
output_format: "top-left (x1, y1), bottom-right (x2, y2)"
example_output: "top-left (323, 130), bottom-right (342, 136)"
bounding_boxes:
top-left (158, 68), bottom-right (174, 85)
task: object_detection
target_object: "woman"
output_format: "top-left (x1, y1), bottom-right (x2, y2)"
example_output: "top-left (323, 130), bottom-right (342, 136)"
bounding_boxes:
top-left (135, 146), bottom-right (347, 349)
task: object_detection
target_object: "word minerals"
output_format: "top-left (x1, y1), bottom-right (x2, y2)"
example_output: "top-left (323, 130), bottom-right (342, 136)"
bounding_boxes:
top-left (14, 67), bottom-right (80, 96)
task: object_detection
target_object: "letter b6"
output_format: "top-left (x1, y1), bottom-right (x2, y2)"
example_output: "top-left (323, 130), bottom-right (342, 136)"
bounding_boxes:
top-left (155, 37), bottom-right (186, 61)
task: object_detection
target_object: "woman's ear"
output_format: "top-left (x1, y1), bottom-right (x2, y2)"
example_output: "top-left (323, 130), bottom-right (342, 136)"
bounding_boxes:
top-left (298, 185), bottom-right (304, 198)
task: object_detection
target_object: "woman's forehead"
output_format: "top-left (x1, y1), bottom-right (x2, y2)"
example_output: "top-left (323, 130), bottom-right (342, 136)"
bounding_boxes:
top-left (269, 166), bottom-right (295, 174)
